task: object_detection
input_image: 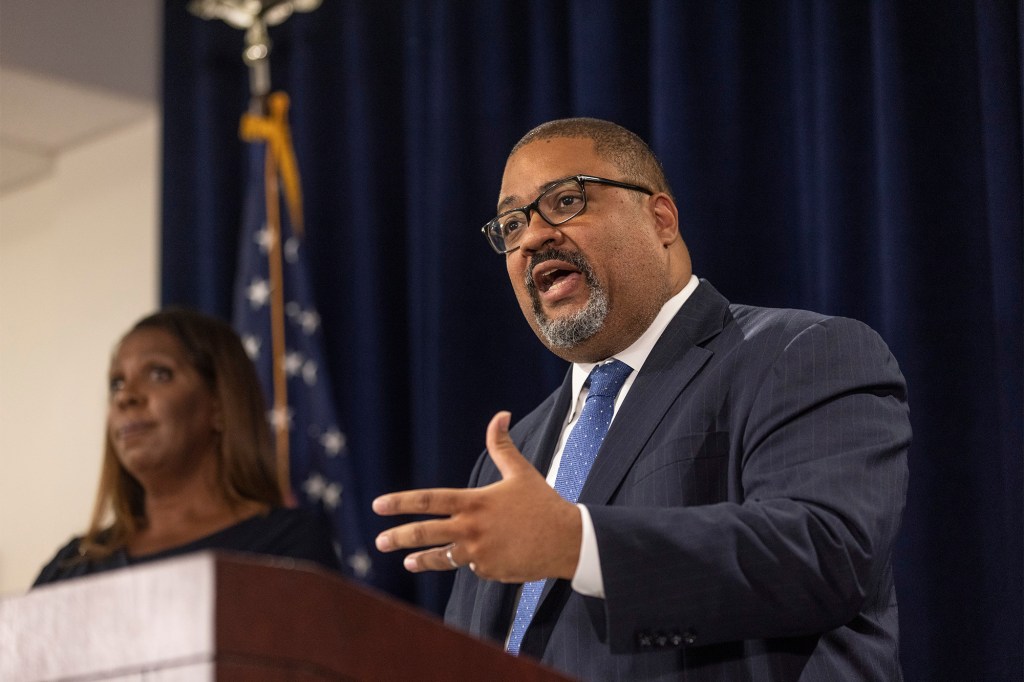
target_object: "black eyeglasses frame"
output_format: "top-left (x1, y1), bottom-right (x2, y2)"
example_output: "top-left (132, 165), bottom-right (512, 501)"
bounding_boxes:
top-left (481, 174), bottom-right (654, 255)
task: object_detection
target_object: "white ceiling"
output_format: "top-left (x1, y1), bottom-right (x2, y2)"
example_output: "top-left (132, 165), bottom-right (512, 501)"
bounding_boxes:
top-left (0, 0), bottom-right (161, 194)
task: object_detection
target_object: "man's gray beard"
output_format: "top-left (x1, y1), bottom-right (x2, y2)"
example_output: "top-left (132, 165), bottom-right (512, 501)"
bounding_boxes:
top-left (527, 250), bottom-right (608, 349)
top-left (534, 287), bottom-right (609, 349)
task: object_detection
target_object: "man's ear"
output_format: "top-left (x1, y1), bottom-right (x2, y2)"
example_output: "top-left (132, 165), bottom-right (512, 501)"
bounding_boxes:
top-left (651, 194), bottom-right (680, 247)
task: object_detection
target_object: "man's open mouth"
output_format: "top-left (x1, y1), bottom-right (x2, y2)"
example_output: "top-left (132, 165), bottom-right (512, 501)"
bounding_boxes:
top-left (532, 261), bottom-right (582, 293)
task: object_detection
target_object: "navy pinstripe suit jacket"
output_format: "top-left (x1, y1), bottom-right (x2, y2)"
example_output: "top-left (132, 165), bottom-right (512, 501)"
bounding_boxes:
top-left (445, 280), bottom-right (911, 681)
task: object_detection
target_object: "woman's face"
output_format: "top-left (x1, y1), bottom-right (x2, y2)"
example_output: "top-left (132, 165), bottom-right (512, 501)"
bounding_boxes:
top-left (106, 327), bottom-right (221, 487)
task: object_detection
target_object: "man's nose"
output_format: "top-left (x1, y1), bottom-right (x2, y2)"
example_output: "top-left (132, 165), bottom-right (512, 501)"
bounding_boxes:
top-left (517, 211), bottom-right (564, 255)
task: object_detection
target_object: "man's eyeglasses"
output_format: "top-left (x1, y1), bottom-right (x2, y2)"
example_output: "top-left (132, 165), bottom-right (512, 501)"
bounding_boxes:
top-left (481, 175), bottom-right (654, 255)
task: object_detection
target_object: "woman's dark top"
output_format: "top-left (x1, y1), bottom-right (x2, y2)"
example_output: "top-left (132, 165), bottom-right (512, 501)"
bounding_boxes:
top-left (32, 506), bottom-right (341, 587)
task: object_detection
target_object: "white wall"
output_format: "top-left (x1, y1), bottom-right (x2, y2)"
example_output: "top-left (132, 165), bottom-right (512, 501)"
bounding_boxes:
top-left (0, 113), bottom-right (160, 595)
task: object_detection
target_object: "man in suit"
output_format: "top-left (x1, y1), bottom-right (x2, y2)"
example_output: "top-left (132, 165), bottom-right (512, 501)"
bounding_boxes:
top-left (373, 118), bottom-right (911, 680)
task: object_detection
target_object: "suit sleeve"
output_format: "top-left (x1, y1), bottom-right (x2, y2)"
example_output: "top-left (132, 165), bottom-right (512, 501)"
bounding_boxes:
top-left (590, 316), bottom-right (911, 652)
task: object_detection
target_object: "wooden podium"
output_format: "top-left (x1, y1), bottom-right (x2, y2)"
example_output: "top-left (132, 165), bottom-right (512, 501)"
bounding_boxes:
top-left (0, 551), bottom-right (574, 681)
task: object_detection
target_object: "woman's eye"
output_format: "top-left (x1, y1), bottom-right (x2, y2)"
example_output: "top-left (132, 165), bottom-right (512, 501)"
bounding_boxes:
top-left (108, 377), bottom-right (125, 394)
top-left (149, 366), bottom-right (172, 382)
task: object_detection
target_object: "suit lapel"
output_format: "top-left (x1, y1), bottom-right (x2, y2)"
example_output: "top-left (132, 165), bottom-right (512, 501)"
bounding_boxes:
top-left (521, 371), bottom-right (574, 474)
top-left (578, 281), bottom-right (730, 505)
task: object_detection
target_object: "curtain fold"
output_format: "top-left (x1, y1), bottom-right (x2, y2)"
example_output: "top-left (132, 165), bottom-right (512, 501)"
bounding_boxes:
top-left (162, 1), bottom-right (1022, 678)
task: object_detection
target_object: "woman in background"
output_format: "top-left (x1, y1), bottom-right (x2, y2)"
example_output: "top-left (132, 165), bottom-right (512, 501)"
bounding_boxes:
top-left (34, 308), bottom-right (340, 585)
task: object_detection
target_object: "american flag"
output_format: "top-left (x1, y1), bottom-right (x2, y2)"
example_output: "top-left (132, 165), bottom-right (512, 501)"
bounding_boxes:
top-left (231, 94), bottom-right (371, 580)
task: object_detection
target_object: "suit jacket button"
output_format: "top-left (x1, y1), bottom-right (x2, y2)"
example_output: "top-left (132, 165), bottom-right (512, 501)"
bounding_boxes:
top-left (655, 633), bottom-right (668, 647)
top-left (670, 633), bottom-right (683, 647)
top-left (683, 630), bottom-right (697, 645)
top-left (637, 632), bottom-right (653, 648)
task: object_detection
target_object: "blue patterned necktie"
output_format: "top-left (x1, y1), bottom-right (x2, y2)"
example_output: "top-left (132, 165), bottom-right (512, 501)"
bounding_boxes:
top-left (506, 359), bottom-right (634, 655)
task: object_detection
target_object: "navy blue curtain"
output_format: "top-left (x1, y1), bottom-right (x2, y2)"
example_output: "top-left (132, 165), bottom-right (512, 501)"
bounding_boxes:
top-left (161, 2), bottom-right (1022, 679)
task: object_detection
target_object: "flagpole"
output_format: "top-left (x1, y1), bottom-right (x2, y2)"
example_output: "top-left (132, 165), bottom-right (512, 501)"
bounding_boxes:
top-left (244, 10), bottom-right (292, 504)
top-left (189, 0), bottom-right (320, 504)
top-left (264, 126), bottom-right (293, 502)
top-left (191, 0), bottom-right (371, 578)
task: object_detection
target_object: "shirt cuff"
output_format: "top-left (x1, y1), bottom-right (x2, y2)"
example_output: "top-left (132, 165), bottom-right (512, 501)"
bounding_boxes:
top-left (570, 504), bottom-right (605, 598)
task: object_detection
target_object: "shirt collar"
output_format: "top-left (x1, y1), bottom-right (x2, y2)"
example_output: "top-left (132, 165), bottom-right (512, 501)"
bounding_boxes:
top-left (569, 274), bottom-right (701, 405)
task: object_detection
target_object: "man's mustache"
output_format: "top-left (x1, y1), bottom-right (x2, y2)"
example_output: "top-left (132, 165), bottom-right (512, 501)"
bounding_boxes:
top-left (525, 249), bottom-right (594, 294)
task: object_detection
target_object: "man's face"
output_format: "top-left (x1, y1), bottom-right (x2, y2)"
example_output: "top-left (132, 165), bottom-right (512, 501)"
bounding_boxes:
top-left (499, 137), bottom-right (672, 363)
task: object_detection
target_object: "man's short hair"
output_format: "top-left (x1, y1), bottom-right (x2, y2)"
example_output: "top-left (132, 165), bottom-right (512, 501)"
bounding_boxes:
top-left (510, 118), bottom-right (673, 197)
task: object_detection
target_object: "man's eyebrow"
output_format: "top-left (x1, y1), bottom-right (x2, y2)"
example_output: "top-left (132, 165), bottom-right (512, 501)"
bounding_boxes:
top-left (497, 194), bottom-right (520, 212)
top-left (496, 175), bottom-right (576, 213)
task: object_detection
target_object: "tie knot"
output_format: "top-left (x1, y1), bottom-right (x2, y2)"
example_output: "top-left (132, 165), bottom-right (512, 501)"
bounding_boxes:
top-left (587, 359), bottom-right (633, 398)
